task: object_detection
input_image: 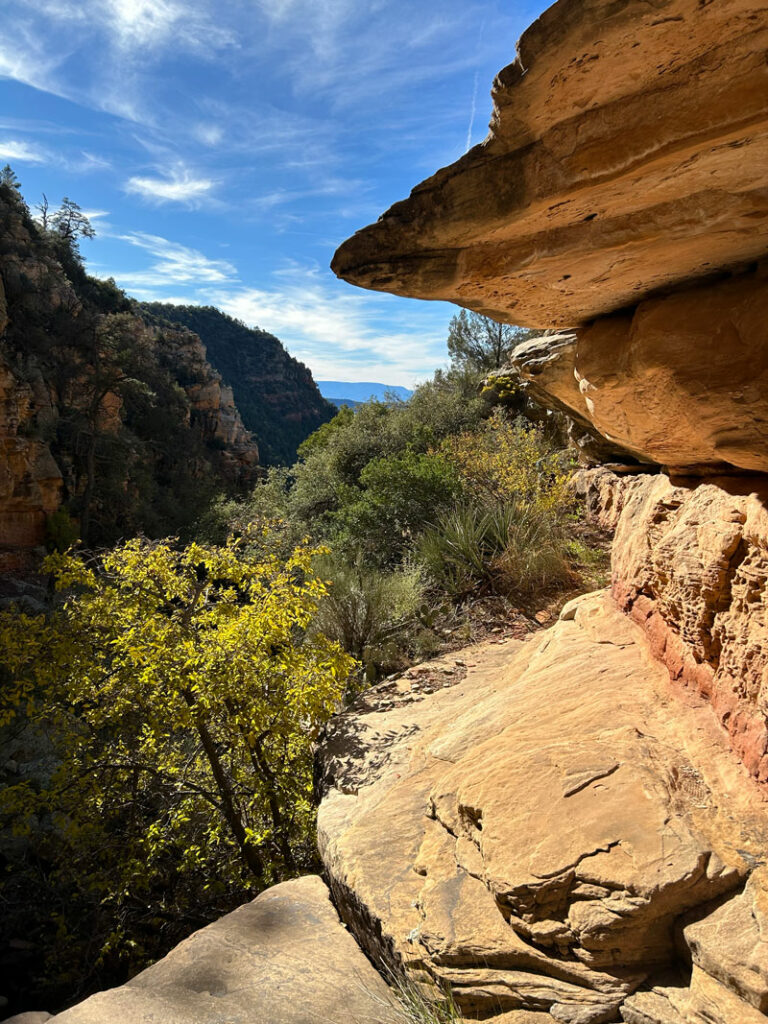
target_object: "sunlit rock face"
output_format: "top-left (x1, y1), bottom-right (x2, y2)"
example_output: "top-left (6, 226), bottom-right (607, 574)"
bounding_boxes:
top-left (510, 265), bottom-right (768, 474)
top-left (325, 1), bottom-right (768, 1021)
top-left (332, 0), bottom-right (768, 329)
top-left (49, 876), bottom-right (397, 1024)
top-left (316, 603), bottom-right (768, 1023)
top-left (577, 467), bottom-right (768, 786)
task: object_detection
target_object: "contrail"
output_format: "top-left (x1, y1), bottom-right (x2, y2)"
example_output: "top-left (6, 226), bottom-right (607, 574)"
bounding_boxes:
top-left (465, 70), bottom-right (479, 153)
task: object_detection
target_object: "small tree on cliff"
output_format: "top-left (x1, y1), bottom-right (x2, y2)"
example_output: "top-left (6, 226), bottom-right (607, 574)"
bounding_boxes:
top-left (447, 309), bottom-right (535, 372)
top-left (0, 532), bottom-right (354, 889)
top-left (50, 197), bottom-right (95, 246)
top-left (0, 163), bottom-right (21, 192)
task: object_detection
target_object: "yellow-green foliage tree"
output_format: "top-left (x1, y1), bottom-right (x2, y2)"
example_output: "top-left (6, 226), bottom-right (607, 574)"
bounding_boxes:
top-left (0, 532), bottom-right (354, 991)
top-left (441, 408), bottom-right (573, 517)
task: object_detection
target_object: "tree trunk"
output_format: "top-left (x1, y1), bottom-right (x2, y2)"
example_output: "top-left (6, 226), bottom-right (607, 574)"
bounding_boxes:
top-left (251, 736), bottom-right (296, 876)
top-left (183, 693), bottom-right (265, 880)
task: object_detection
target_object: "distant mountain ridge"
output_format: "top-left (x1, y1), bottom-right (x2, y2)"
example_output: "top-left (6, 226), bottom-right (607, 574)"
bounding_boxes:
top-left (317, 381), bottom-right (413, 404)
top-left (141, 304), bottom-right (336, 465)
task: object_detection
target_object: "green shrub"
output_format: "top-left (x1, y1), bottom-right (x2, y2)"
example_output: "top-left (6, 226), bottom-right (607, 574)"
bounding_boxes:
top-left (336, 450), bottom-right (463, 566)
top-left (312, 555), bottom-right (426, 676)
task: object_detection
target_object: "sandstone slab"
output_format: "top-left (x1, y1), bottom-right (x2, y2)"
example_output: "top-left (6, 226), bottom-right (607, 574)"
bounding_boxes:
top-left (317, 597), bottom-right (768, 1022)
top-left (50, 875), bottom-right (396, 1024)
top-left (332, 0), bottom-right (768, 329)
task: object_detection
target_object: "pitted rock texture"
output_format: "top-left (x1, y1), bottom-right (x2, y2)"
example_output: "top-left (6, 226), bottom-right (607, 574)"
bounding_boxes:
top-left (317, 596), bottom-right (768, 1023)
top-left (49, 876), bottom-right (396, 1024)
top-left (578, 468), bottom-right (768, 785)
top-left (331, 0), bottom-right (768, 329)
top-left (509, 266), bottom-right (768, 475)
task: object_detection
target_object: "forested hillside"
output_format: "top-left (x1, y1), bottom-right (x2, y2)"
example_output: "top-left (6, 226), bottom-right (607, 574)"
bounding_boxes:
top-left (141, 304), bottom-right (336, 465)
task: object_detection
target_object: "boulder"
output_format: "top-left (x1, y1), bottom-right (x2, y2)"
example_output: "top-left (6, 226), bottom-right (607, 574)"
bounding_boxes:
top-left (331, 0), bottom-right (768, 329)
top-left (50, 875), bottom-right (397, 1024)
top-left (317, 596), bottom-right (768, 1022)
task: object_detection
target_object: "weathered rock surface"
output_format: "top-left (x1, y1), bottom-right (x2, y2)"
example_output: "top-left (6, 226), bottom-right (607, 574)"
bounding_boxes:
top-left (509, 266), bottom-right (768, 474)
top-left (577, 467), bottom-right (768, 787)
top-left (332, 0), bottom-right (768, 329)
top-left (49, 875), bottom-right (396, 1024)
top-left (317, 597), bottom-right (768, 1023)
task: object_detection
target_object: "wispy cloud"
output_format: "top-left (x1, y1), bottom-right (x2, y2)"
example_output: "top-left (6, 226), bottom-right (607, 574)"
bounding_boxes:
top-left (113, 232), bottom-right (238, 290)
top-left (0, 139), bottom-right (47, 163)
top-left (465, 70), bottom-right (479, 152)
top-left (125, 164), bottom-right (216, 205)
top-left (200, 264), bottom-right (450, 385)
top-left (75, 151), bottom-right (113, 173)
top-left (0, 0), bottom-right (235, 126)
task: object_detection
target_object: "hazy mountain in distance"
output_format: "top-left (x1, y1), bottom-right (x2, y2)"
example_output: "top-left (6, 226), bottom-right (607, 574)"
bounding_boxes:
top-left (317, 381), bottom-right (413, 404)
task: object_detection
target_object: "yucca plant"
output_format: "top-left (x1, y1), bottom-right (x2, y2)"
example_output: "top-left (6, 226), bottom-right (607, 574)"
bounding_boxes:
top-left (418, 498), bottom-right (576, 604)
top-left (312, 554), bottom-right (426, 667)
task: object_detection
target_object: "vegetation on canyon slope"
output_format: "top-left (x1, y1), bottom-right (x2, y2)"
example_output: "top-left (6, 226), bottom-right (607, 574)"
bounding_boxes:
top-left (0, 167), bottom-right (605, 1014)
top-left (140, 302), bottom-right (336, 466)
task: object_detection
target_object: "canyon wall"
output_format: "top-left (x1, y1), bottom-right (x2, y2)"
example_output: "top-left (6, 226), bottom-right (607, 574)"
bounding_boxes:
top-left (0, 187), bottom-right (259, 566)
top-left (326, 0), bottom-right (768, 1020)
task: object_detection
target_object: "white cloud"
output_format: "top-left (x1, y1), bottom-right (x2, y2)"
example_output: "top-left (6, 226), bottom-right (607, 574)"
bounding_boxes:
top-left (125, 165), bottom-right (215, 205)
top-left (201, 265), bottom-right (450, 386)
top-left (193, 123), bottom-right (224, 147)
top-left (114, 232), bottom-right (238, 289)
top-left (75, 151), bottom-right (113, 173)
top-left (0, 139), bottom-right (47, 163)
top-left (0, 1), bottom-right (235, 127)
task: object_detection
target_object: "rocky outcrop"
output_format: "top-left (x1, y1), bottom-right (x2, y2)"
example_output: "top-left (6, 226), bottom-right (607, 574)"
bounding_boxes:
top-left (141, 303), bottom-right (336, 466)
top-left (317, 597), bottom-right (768, 1023)
top-left (322, 1), bottom-right (768, 1021)
top-left (158, 325), bottom-right (259, 479)
top-left (509, 266), bottom-right (768, 474)
top-left (332, 0), bottom-right (768, 329)
top-left (0, 187), bottom-right (260, 556)
top-left (575, 468), bottom-right (768, 790)
top-left (48, 876), bottom-right (397, 1024)
top-left (0, 357), bottom-right (62, 570)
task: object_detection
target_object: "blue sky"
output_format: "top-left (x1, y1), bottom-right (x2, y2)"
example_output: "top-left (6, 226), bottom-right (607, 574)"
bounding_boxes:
top-left (1, 0), bottom-right (545, 386)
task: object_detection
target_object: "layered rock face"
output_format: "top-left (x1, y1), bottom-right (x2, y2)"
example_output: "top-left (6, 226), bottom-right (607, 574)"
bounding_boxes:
top-left (324, 0), bottom-right (768, 1021)
top-left (317, 603), bottom-right (768, 1023)
top-left (510, 265), bottom-right (768, 474)
top-left (332, 0), bottom-right (768, 329)
top-left (574, 468), bottom-right (768, 787)
top-left (140, 303), bottom-right (336, 466)
top-left (332, 0), bottom-right (768, 478)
